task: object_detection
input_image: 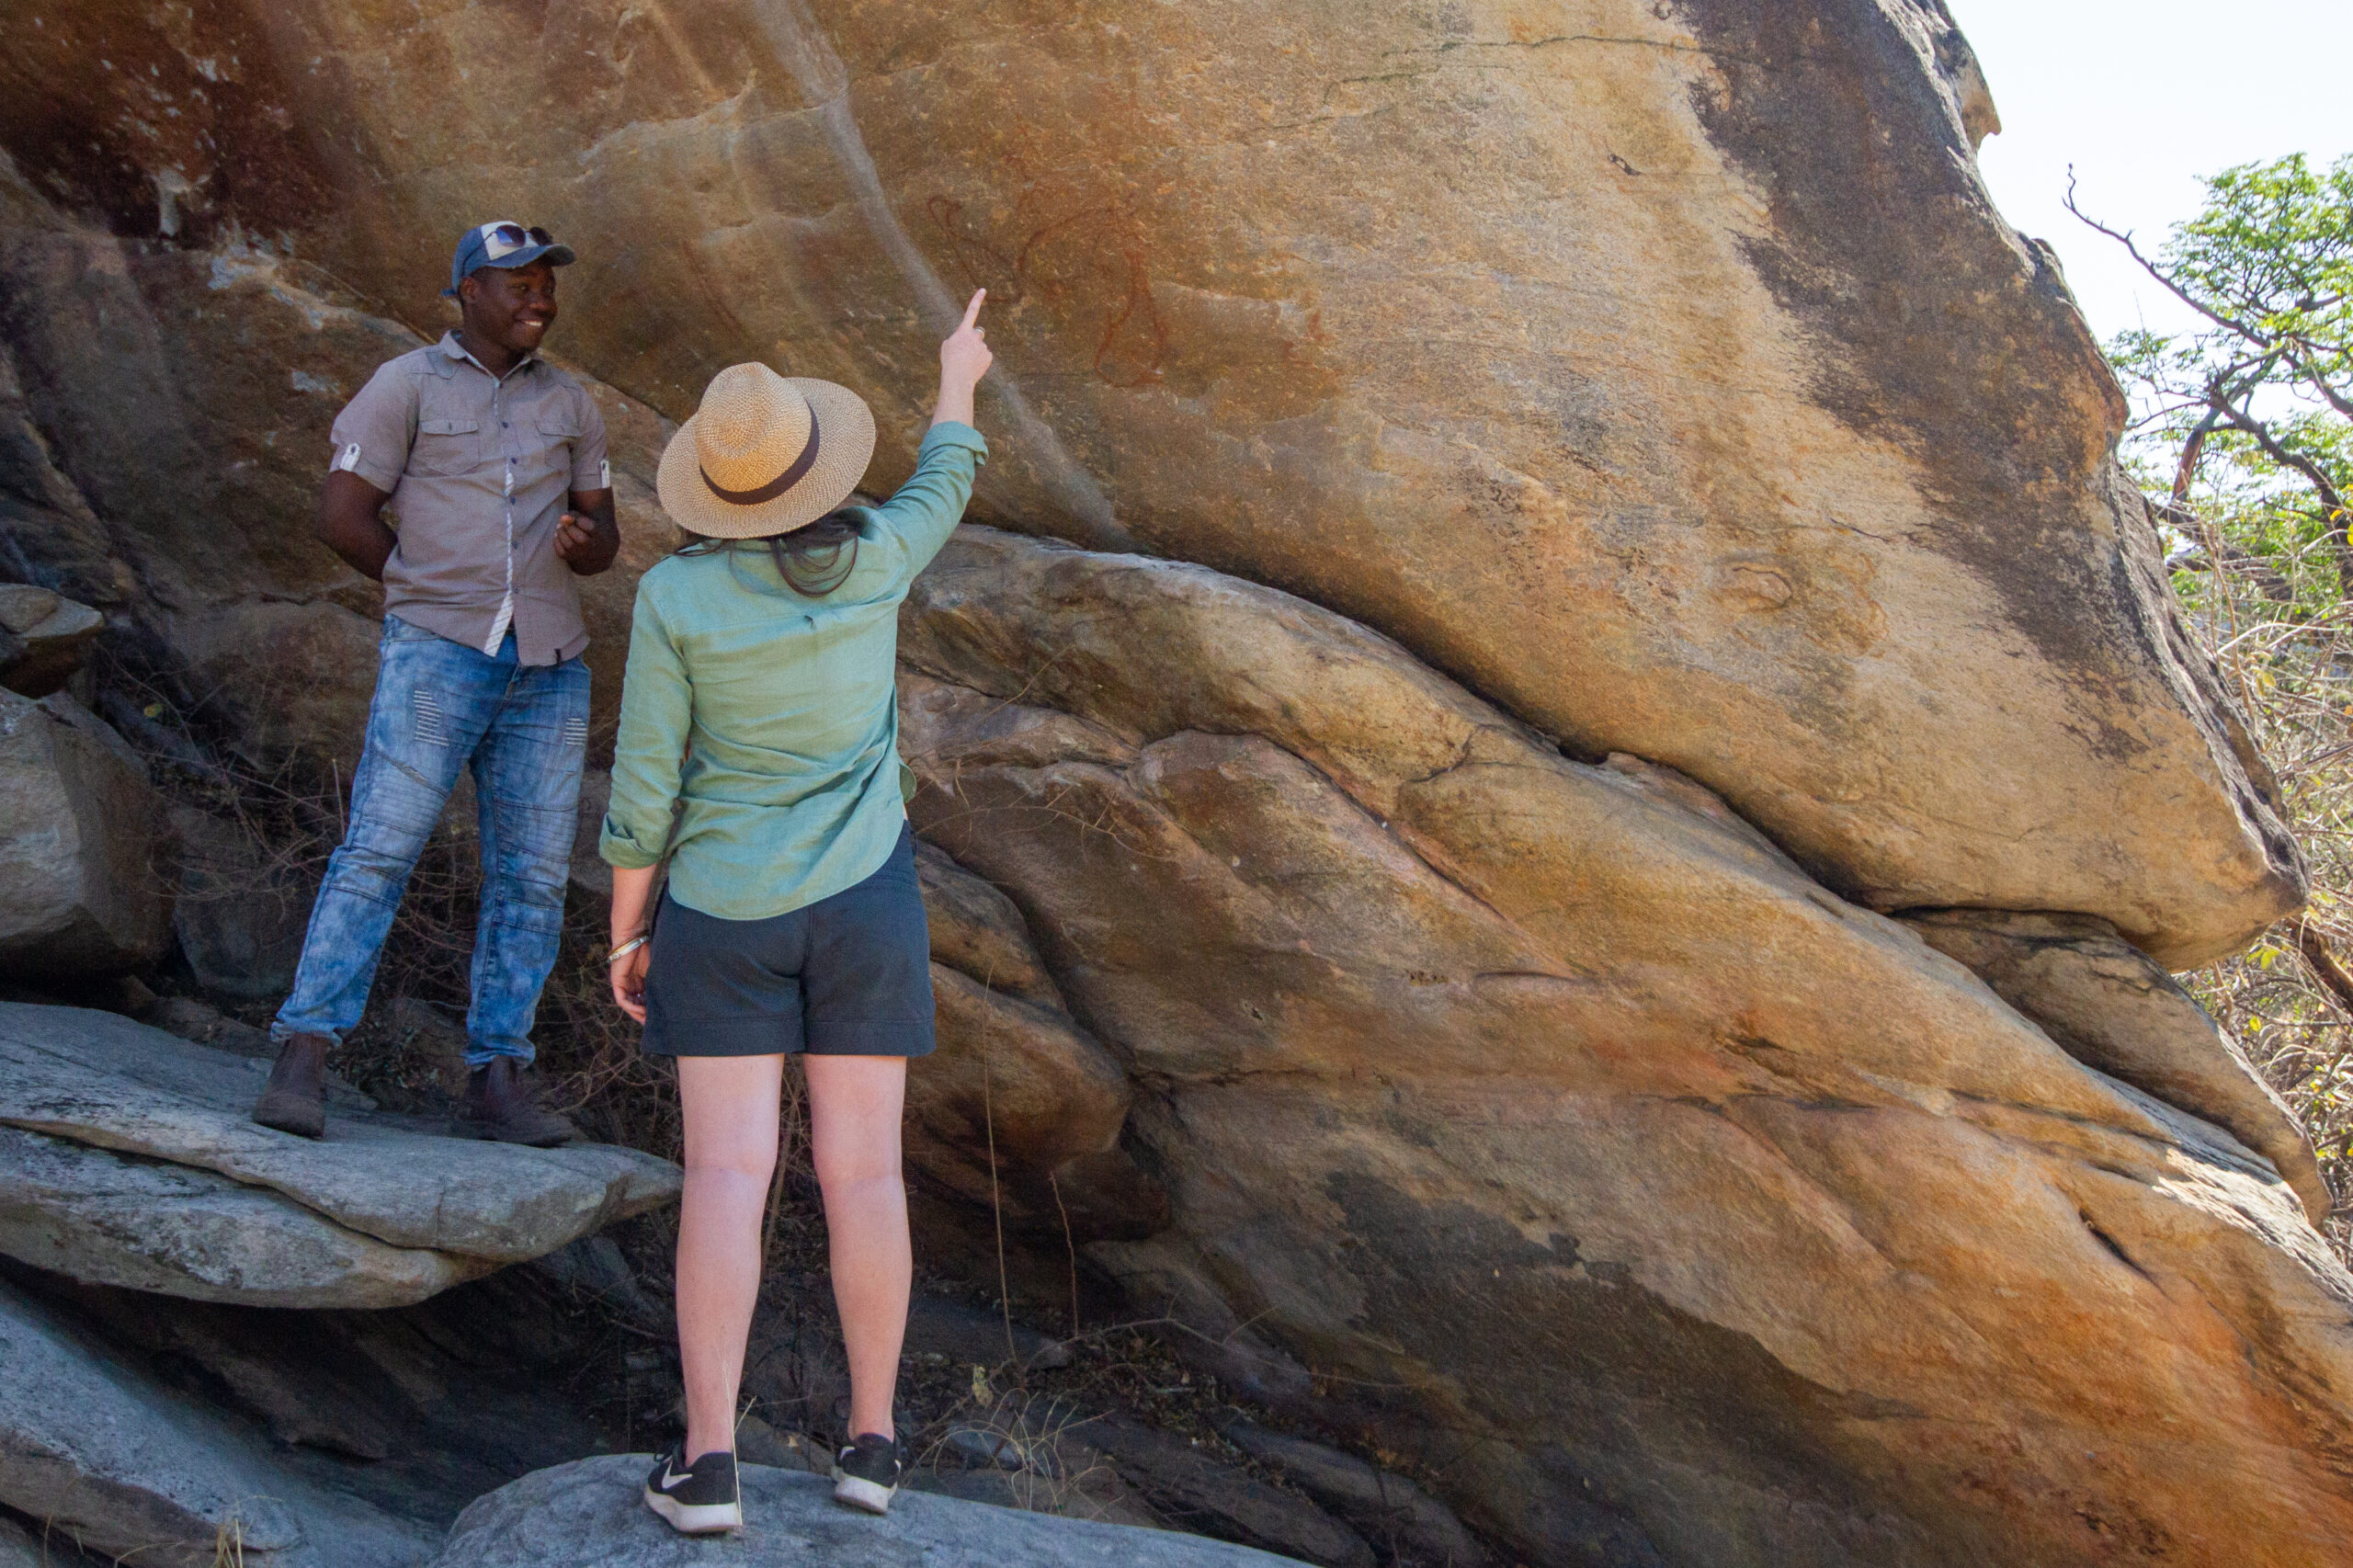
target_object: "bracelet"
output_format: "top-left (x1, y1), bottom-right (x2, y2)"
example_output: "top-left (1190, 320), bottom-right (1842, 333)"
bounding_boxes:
top-left (605, 935), bottom-right (649, 966)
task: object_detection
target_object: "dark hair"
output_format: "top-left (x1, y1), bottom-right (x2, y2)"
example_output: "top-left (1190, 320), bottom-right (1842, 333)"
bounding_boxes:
top-left (674, 508), bottom-right (862, 597)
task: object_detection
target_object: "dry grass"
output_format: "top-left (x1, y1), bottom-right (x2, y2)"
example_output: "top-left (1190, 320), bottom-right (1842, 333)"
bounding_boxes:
top-left (2171, 518), bottom-right (2353, 1250)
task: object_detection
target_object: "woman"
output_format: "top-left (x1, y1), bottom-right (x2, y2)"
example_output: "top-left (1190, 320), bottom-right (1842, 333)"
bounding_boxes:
top-left (601, 291), bottom-right (994, 1535)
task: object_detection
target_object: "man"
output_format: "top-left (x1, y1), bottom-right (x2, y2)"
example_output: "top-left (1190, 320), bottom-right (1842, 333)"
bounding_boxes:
top-left (252, 221), bottom-right (621, 1145)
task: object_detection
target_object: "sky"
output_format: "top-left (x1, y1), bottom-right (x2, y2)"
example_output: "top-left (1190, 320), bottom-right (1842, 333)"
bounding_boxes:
top-left (1957, 0), bottom-right (2353, 347)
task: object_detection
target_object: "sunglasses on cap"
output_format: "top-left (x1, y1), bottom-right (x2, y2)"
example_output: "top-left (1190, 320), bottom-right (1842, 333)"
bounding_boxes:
top-left (481, 221), bottom-right (558, 261)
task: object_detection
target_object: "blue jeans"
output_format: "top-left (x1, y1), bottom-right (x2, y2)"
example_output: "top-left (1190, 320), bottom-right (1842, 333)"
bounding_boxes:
top-left (274, 614), bottom-right (588, 1066)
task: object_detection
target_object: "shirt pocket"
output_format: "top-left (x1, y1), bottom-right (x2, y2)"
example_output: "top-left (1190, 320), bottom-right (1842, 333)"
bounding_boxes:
top-left (532, 414), bottom-right (583, 487)
top-left (410, 416), bottom-right (483, 476)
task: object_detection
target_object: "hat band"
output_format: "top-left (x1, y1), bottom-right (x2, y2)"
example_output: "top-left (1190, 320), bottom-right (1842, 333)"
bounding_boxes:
top-left (699, 415), bottom-right (822, 507)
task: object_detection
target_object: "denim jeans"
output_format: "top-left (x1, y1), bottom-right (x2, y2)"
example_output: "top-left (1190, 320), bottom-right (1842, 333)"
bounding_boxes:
top-left (274, 614), bottom-right (588, 1066)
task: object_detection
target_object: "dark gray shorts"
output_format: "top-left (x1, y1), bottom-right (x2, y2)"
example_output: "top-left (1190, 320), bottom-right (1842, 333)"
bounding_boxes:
top-left (641, 823), bottom-right (936, 1059)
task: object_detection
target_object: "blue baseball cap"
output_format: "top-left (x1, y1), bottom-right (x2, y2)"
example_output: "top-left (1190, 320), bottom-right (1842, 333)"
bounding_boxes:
top-left (442, 221), bottom-right (577, 297)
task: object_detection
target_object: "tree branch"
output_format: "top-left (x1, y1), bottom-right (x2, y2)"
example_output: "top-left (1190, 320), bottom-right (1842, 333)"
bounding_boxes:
top-left (2172, 407), bottom-right (2225, 502)
top-left (2277, 342), bottom-right (2353, 423)
top-left (2208, 391), bottom-right (2353, 594)
top-left (2066, 169), bottom-right (2273, 347)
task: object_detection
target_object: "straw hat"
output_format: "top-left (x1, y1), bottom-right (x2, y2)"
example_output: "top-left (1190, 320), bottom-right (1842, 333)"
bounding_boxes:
top-left (655, 363), bottom-right (877, 538)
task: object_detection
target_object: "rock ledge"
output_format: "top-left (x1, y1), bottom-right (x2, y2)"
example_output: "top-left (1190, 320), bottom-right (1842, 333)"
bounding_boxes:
top-left (436, 1456), bottom-right (1306, 1567)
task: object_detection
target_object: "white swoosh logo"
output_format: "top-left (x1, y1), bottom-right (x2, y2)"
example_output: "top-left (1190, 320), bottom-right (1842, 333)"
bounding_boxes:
top-left (659, 1462), bottom-right (690, 1491)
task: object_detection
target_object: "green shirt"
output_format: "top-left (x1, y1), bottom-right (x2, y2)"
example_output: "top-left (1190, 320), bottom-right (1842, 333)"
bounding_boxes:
top-left (598, 422), bottom-right (986, 920)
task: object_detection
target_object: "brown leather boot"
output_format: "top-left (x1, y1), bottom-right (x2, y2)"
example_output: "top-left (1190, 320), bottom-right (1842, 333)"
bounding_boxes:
top-left (252, 1031), bottom-right (331, 1139)
top-left (454, 1057), bottom-right (578, 1147)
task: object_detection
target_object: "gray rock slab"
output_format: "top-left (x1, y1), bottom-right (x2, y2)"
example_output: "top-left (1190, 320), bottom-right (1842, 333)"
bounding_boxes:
top-left (0, 1277), bottom-right (436, 1568)
top-left (0, 1004), bottom-right (680, 1265)
top-left (0, 1124), bottom-right (487, 1308)
top-left (435, 1456), bottom-right (1308, 1567)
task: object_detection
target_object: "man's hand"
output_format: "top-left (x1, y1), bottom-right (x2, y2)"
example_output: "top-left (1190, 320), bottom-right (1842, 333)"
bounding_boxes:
top-left (553, 512), bottom-right (598, 561)
top-left (554, 488), bottom-right (620, 575)
top-left (930, 290), bottom-right (993, 429)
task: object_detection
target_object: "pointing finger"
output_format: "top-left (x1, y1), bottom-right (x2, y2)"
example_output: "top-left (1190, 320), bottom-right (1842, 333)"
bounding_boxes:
top-left (960, 289), bottom-right (986, 331)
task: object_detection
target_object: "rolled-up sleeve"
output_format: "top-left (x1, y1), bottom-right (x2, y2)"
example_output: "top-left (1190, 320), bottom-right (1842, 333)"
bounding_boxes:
top-left (571, 389), bottom-right (612, 493)
top-left (600, 585), bottom-right (689, 869)
top-left (871, 422), bottom-right (988, 586)
top-left (327, 363), bottom-right (416, 492)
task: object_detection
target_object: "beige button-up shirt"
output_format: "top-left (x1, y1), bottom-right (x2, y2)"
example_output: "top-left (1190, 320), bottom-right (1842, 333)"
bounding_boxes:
top-left (329, 333), bottom-right (610, 666)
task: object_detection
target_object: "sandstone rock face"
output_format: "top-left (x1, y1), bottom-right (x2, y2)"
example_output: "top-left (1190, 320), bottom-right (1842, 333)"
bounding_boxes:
top-left (9, 0), bottom-right (2279, 963)
top-left (436, 1457), bottom-right (1308, 1568)
top-left (0, 687), bottom-right (170, 975)
top-left (916, 839), bottom-right (1064, 1008)
top-left (0, 1276), bottom-right (437, 1568)
top-left (900, 528), bottom-right (2353, 1568)
top-left (910, 839), bottom-right (1167, 1238)
top-left (1905, 907), bottom-right (2331, 1224)
top-left (0, 1005), bottom-right (681, 1307)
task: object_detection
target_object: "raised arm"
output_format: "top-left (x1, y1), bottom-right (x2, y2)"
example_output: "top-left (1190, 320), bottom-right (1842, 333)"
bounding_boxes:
top-left (929, 289), bottom-right (994, 430)
top-left (870, 290), bottom-right (995, 579)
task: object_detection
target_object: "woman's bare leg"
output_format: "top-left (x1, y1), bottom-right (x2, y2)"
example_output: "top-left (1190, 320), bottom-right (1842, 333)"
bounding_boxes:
top-left (803, 1053), bottom-right (911, 1442)
top-left (675, 1053), bottom-right (784, 1462)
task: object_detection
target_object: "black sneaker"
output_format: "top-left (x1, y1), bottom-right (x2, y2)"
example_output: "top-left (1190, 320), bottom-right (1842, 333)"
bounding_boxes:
top-left (832, 1433), bottom-right (902, 1515)
top-left (642, 1446), bottom-right (741, 1534)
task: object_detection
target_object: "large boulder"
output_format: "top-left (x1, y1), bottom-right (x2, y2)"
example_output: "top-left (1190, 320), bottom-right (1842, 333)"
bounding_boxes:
top-left (0, 1276), bottom-right (437, 1568)
top-left (434, 1456), bottom-right (1308, 1567)
top-left (9, 0), bottom-right (2284, 964)
top-left (899, 527), bottom-right (2353, 1568)
top-left (0, 1005), bottom-right (681, 1307)
top-left (0, 687), bottom-right (170, 975)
